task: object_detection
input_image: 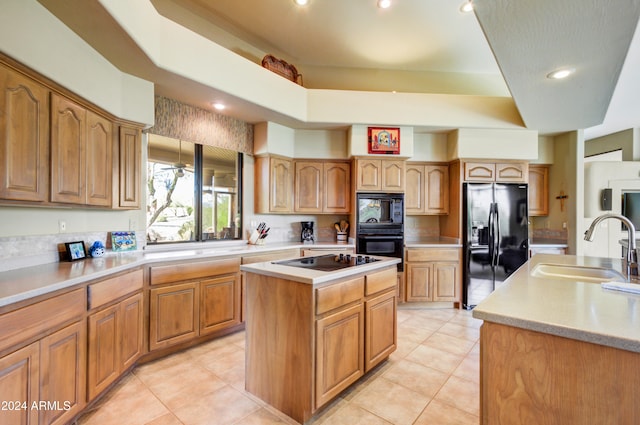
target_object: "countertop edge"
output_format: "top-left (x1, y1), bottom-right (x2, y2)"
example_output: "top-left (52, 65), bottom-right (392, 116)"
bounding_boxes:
top-left (0, 242), bottom-right (356, 308)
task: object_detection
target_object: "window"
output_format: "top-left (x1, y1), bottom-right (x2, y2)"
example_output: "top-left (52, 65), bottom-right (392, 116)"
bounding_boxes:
top-left (146, 135), bottom-right (242, 243)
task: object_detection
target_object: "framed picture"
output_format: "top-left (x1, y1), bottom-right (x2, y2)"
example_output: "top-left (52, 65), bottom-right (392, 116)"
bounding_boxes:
top-left (111, 231), bottom-right (137, 252)
top-left (368, 127), bottom-right (400, 154)
top-left (65, 241), bottom-right (87, 261)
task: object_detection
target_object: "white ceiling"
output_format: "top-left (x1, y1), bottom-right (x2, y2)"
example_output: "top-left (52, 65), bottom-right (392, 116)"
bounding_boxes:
top-left (39, 0), bottom-right (640, 140)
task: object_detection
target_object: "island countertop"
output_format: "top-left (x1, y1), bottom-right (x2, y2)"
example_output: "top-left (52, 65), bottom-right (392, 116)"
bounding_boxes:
top-left (472, 253), bottom-right (640, 353)
top-left (240, 254), bottom-right (400, 285)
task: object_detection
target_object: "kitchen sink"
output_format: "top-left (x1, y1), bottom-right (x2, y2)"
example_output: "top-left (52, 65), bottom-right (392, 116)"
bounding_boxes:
top-left (530, 263), bottom-right (626, 282)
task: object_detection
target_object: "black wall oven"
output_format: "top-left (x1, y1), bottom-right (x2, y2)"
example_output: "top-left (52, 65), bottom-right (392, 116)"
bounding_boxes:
top-left (356, 193), bottom-right (404, 271)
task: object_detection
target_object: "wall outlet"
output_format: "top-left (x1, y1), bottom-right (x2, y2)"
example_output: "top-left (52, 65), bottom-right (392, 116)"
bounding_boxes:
top-left (562, 222), bottom-right (567, 229)
top-left (58, 220), bottom-right (67, 233)
top-left (129, 219), bottom-right (137, 231)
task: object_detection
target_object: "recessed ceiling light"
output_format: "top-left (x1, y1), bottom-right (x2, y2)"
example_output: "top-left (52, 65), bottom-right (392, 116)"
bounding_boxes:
top-left (459, 1), bottom-right (474, 13)
top-left (213, 102), bottom-right (225, 110)
top-left (378, 0), bottom-right (391, 9)
top-left (294, 0), bottom-right (308, 5)
top-left (547, 68), bottom-right (575, 80)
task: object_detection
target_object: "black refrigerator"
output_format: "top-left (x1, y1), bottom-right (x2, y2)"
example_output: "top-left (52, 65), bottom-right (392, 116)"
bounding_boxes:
top-left (462, 183), bottom-right (529, 309)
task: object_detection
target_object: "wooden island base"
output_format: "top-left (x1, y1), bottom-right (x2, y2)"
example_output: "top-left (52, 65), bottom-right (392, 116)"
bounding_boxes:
top-left (480, 322), bottom-right (640, 424)
top-left (244, 265), bottom-right (398, 424)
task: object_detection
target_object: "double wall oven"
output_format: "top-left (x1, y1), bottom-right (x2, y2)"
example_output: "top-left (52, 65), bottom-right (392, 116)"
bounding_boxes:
top-left (355, 193), bottom-right (404, 271)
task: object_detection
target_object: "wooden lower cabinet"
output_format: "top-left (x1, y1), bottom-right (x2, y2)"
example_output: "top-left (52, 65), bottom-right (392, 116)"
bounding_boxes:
top-left (405, 248), bottom-right (461, 303)
top-left (200, 274), bottom-right (241, 335)
top-left (245, 266), bottom-right (397, 423)
top-left (364, 289), bottom-right (396, 371)
top-left (87, 292), bottom-right (143, 401)
top-left (149, 282), bottom-right (199, 351)
top-left (0, 342), bottom-right (40, 425)
top-left (480, 322), bottom-right (640, 424)
top-left (315, 303), bottom-right (364, 408)
top-left (39, 321), bottom-right (87, 425)
top-left (148, 258), bottom-right (242, 351)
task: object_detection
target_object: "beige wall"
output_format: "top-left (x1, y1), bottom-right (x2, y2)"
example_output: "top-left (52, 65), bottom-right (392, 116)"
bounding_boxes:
top-left (585, 128), bottom-right (640, 160)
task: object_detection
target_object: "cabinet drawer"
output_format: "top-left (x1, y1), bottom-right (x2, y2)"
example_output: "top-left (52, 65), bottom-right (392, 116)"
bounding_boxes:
top-left (150, 257), bottom-right (240, 285)
top-left (365, 267), bottom-right (397, 296)
top-left (88, 269), bottom-right (143, 310)
top-left (406, 248), bottom-right (460, 262)
top-left (0, 288), bottom-right (85, 354)
top-left (316, 277), bottom-right (364, 315)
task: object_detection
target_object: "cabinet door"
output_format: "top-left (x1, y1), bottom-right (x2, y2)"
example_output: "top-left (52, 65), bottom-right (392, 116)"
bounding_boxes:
top-left (323, 162), bottom-right (350, 213)
top-left (528, 165), bottom-right (549, 216)
top-left (425, 165), bottom-right (449, 214)
top-left (120, 292), bottom-right (144, 371)
top-left (271, 157), bottom-right (293, 212)
top-left (87, 304), bottom-right (119, 401)
top-left (315, 303), bottom-right (364, 409)
top-left (365, 290), bottom-right (396, 372)
top-left (464, 162), bottom-right (495, 182)
top-left (405, 263), bottom-right (433, 302)
top-left (0, 64), bottom-right (49, 202)
top-left (200, 274), bottom-right (241, 335)
top-left (0, 342), bottom-right (39, 425)
top-left (50, 94), bottom-right (86, 204)
top-left (405, 164), bottom-right (425, 214)
top-left (149, 282), bottom-right (199, 351)
top-left (117, 126), bottom-right (141, 208)
top-left (356, 159), bottom-right (381, 191)
top-left (433, 262), bottom-right (459, 302)
top-left (496, 162), bottom-right (528, 183)
top-left (86, 111), bottom-right (112, 206)
top-left (381, 160), bottom-right (405, 191)
top-left (295, 161), bottom-right (323, 212)
top-left (39, 321), bottom-right (86, 425)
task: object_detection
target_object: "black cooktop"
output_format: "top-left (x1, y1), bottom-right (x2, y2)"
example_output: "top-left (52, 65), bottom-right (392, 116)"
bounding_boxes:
top-left (274, 254), bottom-right (380, 272)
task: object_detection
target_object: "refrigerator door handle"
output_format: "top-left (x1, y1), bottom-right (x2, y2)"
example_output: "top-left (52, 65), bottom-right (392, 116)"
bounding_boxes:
top-left (488, 203), bottom-right (495, 268)
top-left (493, 205), bottom-right (500, 268)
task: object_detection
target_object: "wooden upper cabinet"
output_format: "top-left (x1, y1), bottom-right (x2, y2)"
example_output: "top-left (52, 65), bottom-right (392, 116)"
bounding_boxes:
top-left (496, 162), bottom-right (528, 182)
top-left (115, 125), bottom-right (141, 209)
top-left (464, 162), bottom-right (496, 182)
top-left (255, 156), bottom-right (293, 213)
top-left (323, 162), bottom-right (350, 213)
top-left (355, 158), bottom-right (405, 192)
top-left (86, 111), bottom-right (113, 206)
top-left (294, 160), bottom-right (351, 214)
top-left (405, 164), bottom-right (425, 213)
top-left (464, 161), bottom-right (527, 183)
top-left (425, 165), bottom-right (449, 214)
top-left (295, 161), bottom-right (323, 212)
top-left (50, 93), bottom-right (87, 204)
top-left (529, 164), bottom-right (549, 216)
top-left (356, 158), bottom-right (381, 191)
top-left (0, 63), bottom-right (49, 202)
top-left (406, 163), bottom-right (449, 215)
top-left (381, 160), bottom-right (405, 191)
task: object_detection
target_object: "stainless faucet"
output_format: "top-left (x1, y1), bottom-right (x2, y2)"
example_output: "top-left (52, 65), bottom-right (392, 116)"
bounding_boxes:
top-left (584, 213), bottom-right (639, 277)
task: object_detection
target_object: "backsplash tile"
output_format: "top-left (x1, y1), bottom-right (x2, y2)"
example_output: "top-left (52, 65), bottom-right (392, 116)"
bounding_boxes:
top-left (0, 232), bottom-right (145, 272)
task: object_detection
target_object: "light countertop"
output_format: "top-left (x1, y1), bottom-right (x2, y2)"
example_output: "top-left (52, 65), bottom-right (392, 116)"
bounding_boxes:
top-left (240, 255), bottom-right (400, 285)
top-left (404, 237), bottom-right (461, 248)
top-left (530, 238), bottom-right (568, 247)
top-left (472, 254), bottom-right (640, 353)
top-left (0, 241), bottom-right (354, 308)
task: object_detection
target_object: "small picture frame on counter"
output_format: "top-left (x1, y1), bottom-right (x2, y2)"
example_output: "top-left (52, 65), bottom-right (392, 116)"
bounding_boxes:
top-left (110, 231), bottom-right (137, 252)
top-left (65, 241), bottom-right (87, 261)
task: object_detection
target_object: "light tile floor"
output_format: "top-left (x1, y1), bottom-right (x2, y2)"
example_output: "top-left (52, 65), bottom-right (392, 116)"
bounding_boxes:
top-left (77, 307), bottom-right (481, 425)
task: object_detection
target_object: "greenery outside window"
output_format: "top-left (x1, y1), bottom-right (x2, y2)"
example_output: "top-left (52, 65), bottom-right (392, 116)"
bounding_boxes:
top-left (146, 134), bottom-right (242, 243)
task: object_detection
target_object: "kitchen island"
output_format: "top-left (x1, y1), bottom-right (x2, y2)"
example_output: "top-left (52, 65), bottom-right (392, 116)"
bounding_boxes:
top-left (241, 254), bottom-right (400, 424)
top-left (472, 254), bottom-right (640, 424)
